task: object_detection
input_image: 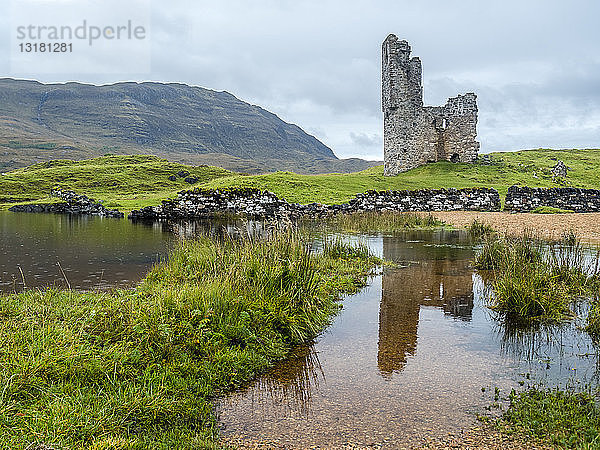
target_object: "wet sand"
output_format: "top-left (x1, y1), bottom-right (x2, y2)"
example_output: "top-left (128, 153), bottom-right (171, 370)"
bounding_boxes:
top-left (431, 211), bottom-right (600, 244)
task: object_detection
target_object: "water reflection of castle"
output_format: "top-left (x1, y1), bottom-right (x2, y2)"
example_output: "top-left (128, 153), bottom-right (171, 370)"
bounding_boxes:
top-left (378, 235), bottom-right (475, 375)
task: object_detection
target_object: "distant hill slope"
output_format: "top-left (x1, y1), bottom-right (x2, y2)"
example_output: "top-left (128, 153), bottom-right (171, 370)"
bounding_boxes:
top-left (1, 149), bottom-right (599, 211)
top-left (0, 78), bottom-right (379, 174)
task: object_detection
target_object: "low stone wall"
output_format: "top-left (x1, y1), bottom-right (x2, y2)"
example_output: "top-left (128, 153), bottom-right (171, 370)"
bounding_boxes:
top-left (8, 189), bottom-right (124, 218)
top-left (128, 187), bottom-right (501, 221)
top-left (351, 188), bottom-right (500, 212)
top-left (13, 185), bottom-right (600, 219)
top-left (505, 186), bottom-right (600, 212)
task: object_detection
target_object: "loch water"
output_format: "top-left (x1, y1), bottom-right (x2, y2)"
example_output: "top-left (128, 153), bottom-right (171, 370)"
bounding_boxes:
top-left (1, 211), bottom-right (597, 447)
top-left (217, 230), bottom-right (599, 447)
top-left (0, 211), bottom-right (174, 292)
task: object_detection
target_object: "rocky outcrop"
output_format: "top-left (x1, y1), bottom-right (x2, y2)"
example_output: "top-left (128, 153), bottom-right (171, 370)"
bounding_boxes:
top-left (504, 186), bottom-right (600, 212)
top-left (8, 189), bottom-right (124, 218)
top-left (128, 187), bottom-right (501, 221)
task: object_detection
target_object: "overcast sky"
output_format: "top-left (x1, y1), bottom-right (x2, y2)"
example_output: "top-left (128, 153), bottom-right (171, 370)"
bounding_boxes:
top-left (2, 0), bottom-right (600, 161)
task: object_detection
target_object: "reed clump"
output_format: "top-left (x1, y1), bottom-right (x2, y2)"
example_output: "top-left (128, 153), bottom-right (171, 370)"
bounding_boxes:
top-left (323, 211), bottom-right (443, 233)
top-left (467, 219), bottom-right (495, 239)
top-left (0, 228), bottom-right (378, 448)
top-left (474, 232), bottom-right (599, 325)
top-left (585, 301), bottom-right (600, 338)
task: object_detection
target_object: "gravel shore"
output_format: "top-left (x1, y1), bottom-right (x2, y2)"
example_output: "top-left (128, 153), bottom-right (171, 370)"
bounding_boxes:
top-left (432, 211), bottom-right (600, 243)
top-left (223, 423), bottom-right (551, 449)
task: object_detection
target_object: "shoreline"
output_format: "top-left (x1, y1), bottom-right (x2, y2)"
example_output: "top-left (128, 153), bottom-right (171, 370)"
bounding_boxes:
top-left (431, 211), bottom-right (600, 243)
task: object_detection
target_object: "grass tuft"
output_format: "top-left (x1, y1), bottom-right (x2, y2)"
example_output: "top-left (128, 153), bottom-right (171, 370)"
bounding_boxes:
top-left (531, 206), bottom-right (574, 214)
top-left (322, 211), bottom-right (443, 234)
top-left (468, 219), bottom-right (495, 239)
top-left (475, 232), bottom-right (599, 325)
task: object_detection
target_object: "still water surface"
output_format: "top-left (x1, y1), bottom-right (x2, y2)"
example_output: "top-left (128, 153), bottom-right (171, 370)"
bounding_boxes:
top-left (0, 211), bottom-right (174, 292)
top-left (218, 231), bottom-right (599, 447)
top-left (1, 211), bottom-right (598, 447)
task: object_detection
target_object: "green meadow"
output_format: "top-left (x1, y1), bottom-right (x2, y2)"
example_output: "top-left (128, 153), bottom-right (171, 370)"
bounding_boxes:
top-left (1, 148), bottom-right (600, 212)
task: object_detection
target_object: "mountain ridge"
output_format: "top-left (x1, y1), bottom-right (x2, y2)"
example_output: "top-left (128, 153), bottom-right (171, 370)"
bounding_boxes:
top-left (0, 78), bottom-right (379, 174)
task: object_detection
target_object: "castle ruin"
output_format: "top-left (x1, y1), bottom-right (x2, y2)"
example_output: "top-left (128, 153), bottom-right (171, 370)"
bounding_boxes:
top-left (382, 35), bottom-right (479, 176)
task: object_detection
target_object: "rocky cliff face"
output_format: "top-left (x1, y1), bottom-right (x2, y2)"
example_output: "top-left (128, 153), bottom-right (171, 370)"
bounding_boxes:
top-left (0, 78), bottom-right (378, 174)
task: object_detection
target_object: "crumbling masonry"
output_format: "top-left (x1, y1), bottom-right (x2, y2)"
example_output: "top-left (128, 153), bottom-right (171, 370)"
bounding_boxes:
top-left (382, 35), bottom-right (479, 176)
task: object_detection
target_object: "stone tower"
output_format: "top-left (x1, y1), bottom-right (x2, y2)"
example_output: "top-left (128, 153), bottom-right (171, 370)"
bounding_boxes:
top-left (382, 34), bottom-right (479, 176)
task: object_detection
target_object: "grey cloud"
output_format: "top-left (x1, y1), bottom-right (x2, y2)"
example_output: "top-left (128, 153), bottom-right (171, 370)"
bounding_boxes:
top-left (349, 132), bottom-right (382, 148)
top-left (1, 0), bottom-right (599, 160)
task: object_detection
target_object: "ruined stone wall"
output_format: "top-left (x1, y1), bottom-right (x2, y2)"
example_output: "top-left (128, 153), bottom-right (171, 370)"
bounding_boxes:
top-left (382, 34), bottom-right (479, 176)
top-left (128, 187), bottom-right (501, 221)
top-left (442, 94), bottom-right (479, 163)
top-left (505, 186), bottom-right (600, 212)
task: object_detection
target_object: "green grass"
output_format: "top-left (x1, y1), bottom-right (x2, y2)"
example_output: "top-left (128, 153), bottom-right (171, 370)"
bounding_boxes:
top-left (200, 148), bottom-right (600, 204)
top-left (531, 206), bottom-right (575, 214)
top-left (474, 232), bottom-right (599, 325)
top-left (0, 155), bottom-right (233, 212)
top-left (2, 149), bottom-right (600, 212)
top-left (500, 387), bottom-right (600, 448)
top-left (0, 228), bottom-right (378, 449)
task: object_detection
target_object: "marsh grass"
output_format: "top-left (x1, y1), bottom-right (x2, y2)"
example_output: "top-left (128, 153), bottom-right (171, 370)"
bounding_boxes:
top-left (475, 232), bottom-right (600, 325)
top-left (322, 211), bottom-right (443, 234)
top-left (501, 387), bottom-right (600, 448)
top-left (467, 219), bottom-right (495, 239)
top-left (0, 228), bottom-right (378, 449)
top-left (321, 234), bottom-right (372, 261)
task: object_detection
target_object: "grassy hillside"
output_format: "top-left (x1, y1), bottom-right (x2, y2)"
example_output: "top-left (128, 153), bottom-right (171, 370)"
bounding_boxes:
top-left (196, 148), bottom-right (600, 204)
top-left (0, 155), bottom-right (233, 211)
top-left (1, 149), bottom-right (599, 212)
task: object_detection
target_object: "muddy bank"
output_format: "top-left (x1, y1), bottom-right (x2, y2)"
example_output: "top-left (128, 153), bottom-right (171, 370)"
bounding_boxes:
top-left (432, 211), bottom-right (600, 243)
